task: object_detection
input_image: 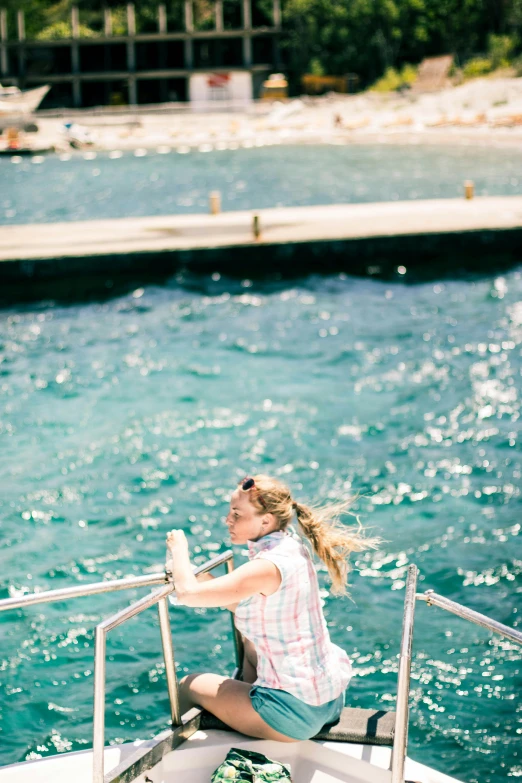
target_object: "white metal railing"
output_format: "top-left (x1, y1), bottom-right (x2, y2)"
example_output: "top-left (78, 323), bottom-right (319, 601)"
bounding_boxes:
top-left (390, 563), bottom-right (522, 783)
top-left (390, 564), bottom-right (418, 783)
top-left (416, 589), bottom-right (522, 646)
top-left (92, 550), bottom-right (243, 783)
top-left (0, 549), bottom-right (242, 783)
top-left (92, 583), bottom-right (176, 783)
top-left (2, 558), bottom-right (521, 783)
top-left (0, 572), bottom-right (167, 611)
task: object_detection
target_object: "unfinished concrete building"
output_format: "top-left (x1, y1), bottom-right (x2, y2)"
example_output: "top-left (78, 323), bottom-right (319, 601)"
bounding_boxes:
top-left (0, 1), bottom-right (282, 108)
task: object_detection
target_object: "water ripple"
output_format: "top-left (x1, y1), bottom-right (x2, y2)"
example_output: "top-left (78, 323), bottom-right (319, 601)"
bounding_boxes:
top-left (0, 270), bottom-right (521, 781)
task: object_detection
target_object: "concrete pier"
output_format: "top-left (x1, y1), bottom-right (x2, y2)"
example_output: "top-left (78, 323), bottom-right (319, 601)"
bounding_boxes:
top-left (1, 196), bottom-right (521, 301)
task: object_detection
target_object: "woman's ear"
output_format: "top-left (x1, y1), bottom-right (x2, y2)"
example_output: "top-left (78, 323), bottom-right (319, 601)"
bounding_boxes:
top-left (262, 513), bottom-right (276, 529)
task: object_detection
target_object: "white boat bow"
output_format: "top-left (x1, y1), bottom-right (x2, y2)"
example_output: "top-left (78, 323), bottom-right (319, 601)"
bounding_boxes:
top-left (0, 725), bottom-right (463, 783)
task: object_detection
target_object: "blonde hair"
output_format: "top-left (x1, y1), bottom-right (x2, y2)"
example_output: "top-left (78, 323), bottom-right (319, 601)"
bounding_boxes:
top-left (238, 474), bottom-right (381, 595)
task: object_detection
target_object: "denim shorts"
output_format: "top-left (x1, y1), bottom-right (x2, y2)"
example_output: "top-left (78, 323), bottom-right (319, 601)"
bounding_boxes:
top-left (250, 685), bottom-right (344, 740)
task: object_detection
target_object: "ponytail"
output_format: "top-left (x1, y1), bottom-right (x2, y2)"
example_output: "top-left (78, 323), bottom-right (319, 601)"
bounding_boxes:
top-left (293, 498), bottom-right (380, 595)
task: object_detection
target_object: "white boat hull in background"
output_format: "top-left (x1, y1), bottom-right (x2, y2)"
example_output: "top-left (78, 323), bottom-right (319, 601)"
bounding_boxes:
top-left (0, 728), bottom-right (464, 783)
top-left (0, 84), bottom-right (50, 117)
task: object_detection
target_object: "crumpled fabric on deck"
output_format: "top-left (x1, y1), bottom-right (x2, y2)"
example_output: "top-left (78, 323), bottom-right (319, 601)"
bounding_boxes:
top-left (211, 747), bottom-right (293, 782)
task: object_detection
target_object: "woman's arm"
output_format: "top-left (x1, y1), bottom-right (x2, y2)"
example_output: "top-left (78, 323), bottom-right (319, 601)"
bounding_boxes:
top-left (167, 545), bottom-right (239, 611)
top-left (166, 529), bottom-right (281, 608)
top-left (195, 572), bottom-right (238, 612)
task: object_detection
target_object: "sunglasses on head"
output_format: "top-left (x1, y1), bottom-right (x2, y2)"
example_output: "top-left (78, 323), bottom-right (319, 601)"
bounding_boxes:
top-left (240, 476), bottom-right (267, 508)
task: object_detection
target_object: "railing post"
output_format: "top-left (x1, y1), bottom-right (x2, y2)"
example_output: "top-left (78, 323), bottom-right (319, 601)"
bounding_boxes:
top-left (391, 564), bottom-right (418, 783)
top-left (158, 596), bottom-right (181, 726)
top-left (226, 556), bottom-right (244, 671)
top-left (93, 626), bottom-right (107, 783)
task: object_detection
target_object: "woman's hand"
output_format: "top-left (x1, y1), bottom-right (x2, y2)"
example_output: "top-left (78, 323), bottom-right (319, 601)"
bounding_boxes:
top-left (166, 529), bottom-right (196, 600)
top-left (166, 529), bottom-right (189, 556)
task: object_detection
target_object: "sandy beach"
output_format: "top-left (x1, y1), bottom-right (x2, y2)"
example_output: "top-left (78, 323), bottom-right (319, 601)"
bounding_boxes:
top-left (19, 75), bottom-right (522, 155)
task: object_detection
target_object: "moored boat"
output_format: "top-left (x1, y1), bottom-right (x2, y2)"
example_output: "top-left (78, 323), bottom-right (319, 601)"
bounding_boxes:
top-left (0, 84), bottom-right (50, 115)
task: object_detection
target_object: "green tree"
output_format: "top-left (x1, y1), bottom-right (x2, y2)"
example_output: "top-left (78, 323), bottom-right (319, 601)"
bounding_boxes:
top-left (282, 0), bottom-right (522, 86)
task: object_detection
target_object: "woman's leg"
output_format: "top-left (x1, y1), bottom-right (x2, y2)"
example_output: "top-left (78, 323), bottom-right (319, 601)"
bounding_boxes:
top-left (179, 673), bottom-right (297, 743)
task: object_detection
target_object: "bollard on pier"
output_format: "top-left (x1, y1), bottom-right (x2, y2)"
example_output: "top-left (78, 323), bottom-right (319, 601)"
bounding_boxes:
top-left (209, 191), bottom-right (221, 215)
top-left (253, 214), bottom-right (260, 240)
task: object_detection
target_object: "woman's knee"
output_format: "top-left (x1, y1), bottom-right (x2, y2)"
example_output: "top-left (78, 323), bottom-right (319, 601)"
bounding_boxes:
top-left (178, 673), bottom-right (192, 697)
top-left (179, 673), bottom-right (195, 688)
top-left (178, 672), bottom-right (209, 712)
top-left (179, 672), bottom-right (228, 706)
top-left (179, 672), bottom-right (209, 687)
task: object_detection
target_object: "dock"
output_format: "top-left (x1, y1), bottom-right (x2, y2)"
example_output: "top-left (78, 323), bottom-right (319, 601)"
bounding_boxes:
top-left (1, 196), bottom-right (522, 301)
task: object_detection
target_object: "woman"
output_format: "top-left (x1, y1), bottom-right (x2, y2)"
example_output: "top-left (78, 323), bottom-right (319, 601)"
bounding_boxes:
top-left (166, 474), bottom-right (379, 743)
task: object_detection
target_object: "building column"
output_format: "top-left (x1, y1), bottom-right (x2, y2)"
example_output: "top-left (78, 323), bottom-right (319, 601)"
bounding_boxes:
top-left (215, 0), bottom-right (223, 32)
top-left (158, 4), bottom-right (167, 34)
top-left (158, 4), bottom-right (168, 83)
top-left (272, 0), bottom-right (282, 71)
top-left (184, 40), bottom-right (194, 70)
top-left (17, 8), bottom-right (24, 39)
top-left (72, 79), bottom-right (82, 108)
top-left (128, 75), bottom-right (137, 105)
top-left (71, 6), bottom-right (82, 107)
top-left (242, 0), bottom-right (251, 28)
top-left (242, 0), bottom-right (252, 67)
top-left (0, 9), bottom-right (8, 77)
top-left (273, 0), bottom-right (281, 28)
top-left (127, 3), bottom-right (137, 104)
top-left (127, 2), bottom-right (136, 67)
top-left (104, 8), bottom-right (113, 36)
top-left (243, 36), bottom-right (252, 67)
top-left (184, 1), bottom-right (193, 32)
top-left (16, 10), bottom-right (25, 85)
top-left (184, 0), bottom-right (193, 70)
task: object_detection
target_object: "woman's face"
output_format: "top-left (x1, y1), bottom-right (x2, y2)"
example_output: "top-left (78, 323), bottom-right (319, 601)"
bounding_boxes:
top-left (225, 488), bottom-right (267, 545)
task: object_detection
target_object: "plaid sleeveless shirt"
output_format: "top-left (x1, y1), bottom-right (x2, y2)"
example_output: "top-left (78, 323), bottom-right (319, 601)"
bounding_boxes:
top-left (234, 529), bottom-right (352, 706)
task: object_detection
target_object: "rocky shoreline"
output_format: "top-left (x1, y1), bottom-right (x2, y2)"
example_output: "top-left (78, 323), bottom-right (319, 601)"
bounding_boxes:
top-left (4, 76), bottom-right (522, 155)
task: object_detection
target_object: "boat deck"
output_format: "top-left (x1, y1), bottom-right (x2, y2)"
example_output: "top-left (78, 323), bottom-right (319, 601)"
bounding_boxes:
top-left (0, 728), bottom-right (464, 783)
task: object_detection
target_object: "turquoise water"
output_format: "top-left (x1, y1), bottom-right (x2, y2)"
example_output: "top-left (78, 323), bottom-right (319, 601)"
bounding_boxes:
top-left (2, 143), bottom-right (522, 224)
top-left (0, 270), bottom-right (521, 781)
